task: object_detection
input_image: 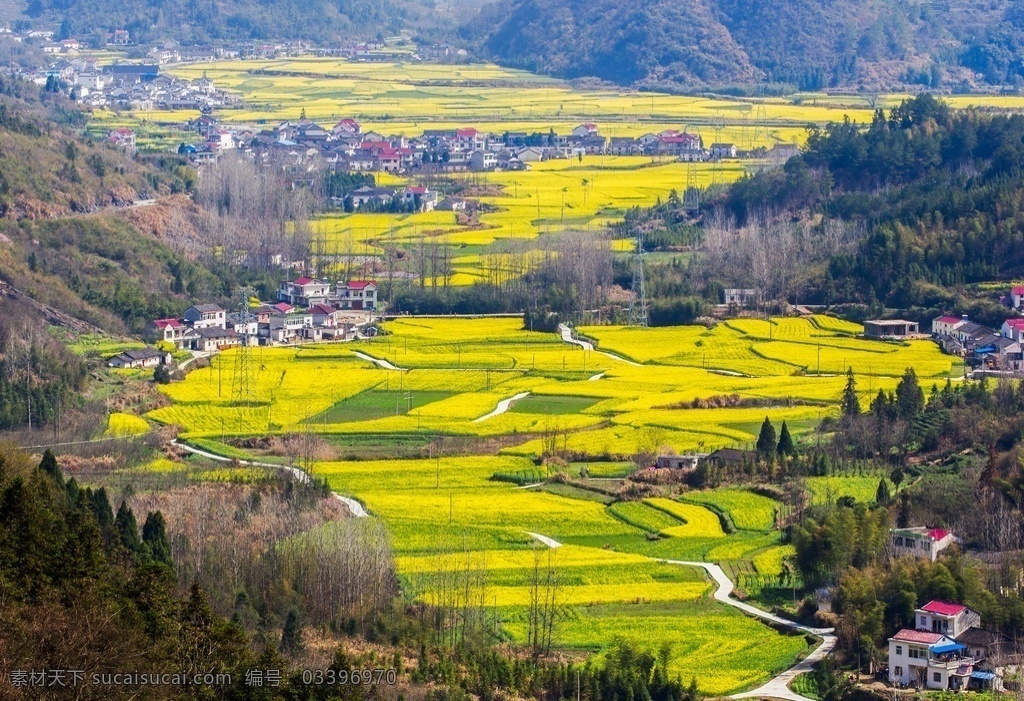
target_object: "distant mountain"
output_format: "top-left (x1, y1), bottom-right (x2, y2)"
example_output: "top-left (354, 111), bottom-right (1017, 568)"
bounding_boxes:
top-left (463, 0), bottom-right (1020, 91)
top-left (18, 0), bottom-right (409, 44)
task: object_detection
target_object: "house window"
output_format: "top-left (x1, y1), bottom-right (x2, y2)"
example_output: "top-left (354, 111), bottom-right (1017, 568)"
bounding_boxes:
top-left (895, 666), bottom-right (903, 677)
top-left (933, 672), bottom-right (942, 683)
top-left (921, 616), bottom-right (927, 626)
top-left (896, 646), bottom-right (903, 655)
top-left (895, 537), bottom-right (904, 546)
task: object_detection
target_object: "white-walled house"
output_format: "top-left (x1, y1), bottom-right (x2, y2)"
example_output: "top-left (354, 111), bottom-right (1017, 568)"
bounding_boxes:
top-left (914, 601), bottom-right (982, 638)
top-left (1001, 318), bottom-right (1024, 342)
top-left (1012, 286), bottom-right (1024, 309)
top-left (888, 630), bottom-right (974, 690)
top-left (932, 315), bottom-right (967, 338)
top-left (336, 280), bottom-right (377, 311)
top-left (183, 304), bottom-right (226, 330)
top-left (278, 277), bottom-right (332, 307)
top-left (890, 527), bottom-right (956, 561)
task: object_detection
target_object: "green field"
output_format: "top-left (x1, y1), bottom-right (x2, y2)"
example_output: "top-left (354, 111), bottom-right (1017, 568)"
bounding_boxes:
top-left (143, 315), bottom-right (953, 693)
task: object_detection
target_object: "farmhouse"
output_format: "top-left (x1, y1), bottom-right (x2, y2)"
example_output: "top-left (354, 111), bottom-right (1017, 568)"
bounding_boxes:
top-left (705, 448), bottom-right (757, 469)
top-left (183, 304), bottom-right (226, 329)
top-left (723, 288), bottom-right (760, 308)
top-left (864, 319), bottom-right (919, 339)
top-left (145, 318), bottom-right (186, 348)
top-left (1001, 318), bottom-right (1024, 342)
top-left (887, 629), bottom-right (974, 690)
top-left (710, 143), bottom-right (738, 159)
top-left (1011, 285), bottom-right (1024, 309)
top-left (655, 454), bottom-right (705, 470)
top-left (890, 527), bottom-right (956, 562)
top-left (278, 277), bottom-right (331, 307)
top-left (932, 315), bottom-right (967, 338)
top-left (336, 280), bottom-right (377, 310)
top-left (191, 326), bottom-right (239, 352)
top-left (107, 348), bottom-right (171, 369)
top-left (402, 186), bottom-right (438, 212)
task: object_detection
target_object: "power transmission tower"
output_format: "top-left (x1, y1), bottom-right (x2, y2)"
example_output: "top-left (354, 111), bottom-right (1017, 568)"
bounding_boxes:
top-left (628, 232), bottom-right (648, 327)
top-left (683, 161), bottom-right (699, 212)
top-left (231, 288), bottom-right (258, 407)
top-left (710, 115), bottom-right (725, 187)
top-left (752, 88), bottom-right (770, 148)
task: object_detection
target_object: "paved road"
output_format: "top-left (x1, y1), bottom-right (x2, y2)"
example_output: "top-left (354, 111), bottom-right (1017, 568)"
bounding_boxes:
top-left (172, 439), bottom-right (369, 518)
top-left (558, 324), bottom-right (641, 367)
top-left (588, 372), bottom-right (605, 381)
top-left (354, 351), bottom-right (402, 371)
top-left (526, 532), bottom-right (834, 701)
top-left (474, 391), bottom-right (530, 422)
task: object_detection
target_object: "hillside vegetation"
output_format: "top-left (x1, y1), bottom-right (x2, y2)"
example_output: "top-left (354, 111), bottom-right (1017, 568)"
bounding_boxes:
top-left (465, 0), bottom-right (1019, 91)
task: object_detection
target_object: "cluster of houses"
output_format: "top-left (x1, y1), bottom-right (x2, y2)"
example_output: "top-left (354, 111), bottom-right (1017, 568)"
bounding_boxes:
top-left (171, 116), bottom-right (771, 173)
top-left (137, 278), bottom-right (378, 358)
top-left (931, 308), bottom-right (1024, 374)
top-left (887, 600), bottom-right (1013, 691)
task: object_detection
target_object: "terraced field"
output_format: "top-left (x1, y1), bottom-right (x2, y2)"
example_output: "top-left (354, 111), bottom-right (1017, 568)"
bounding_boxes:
top-left (146, 315), bottom-right (953, 692)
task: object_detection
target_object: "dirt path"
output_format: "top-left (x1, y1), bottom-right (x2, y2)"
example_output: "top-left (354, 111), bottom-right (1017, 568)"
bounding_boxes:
top-left (171, 439), bottom-right (369, 518)
top-left (474, 391), bottom-right (530, 422)
top-left (558, 324), bottom-right (641, 367)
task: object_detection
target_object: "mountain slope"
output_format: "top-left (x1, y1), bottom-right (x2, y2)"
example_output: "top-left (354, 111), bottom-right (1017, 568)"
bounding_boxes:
top-left (465, 0), bottom-right (1012, 90)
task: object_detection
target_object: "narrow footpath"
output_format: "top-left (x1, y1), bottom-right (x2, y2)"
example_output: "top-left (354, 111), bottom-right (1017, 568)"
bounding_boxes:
top-left (474, 391), bottom-right (530, 422)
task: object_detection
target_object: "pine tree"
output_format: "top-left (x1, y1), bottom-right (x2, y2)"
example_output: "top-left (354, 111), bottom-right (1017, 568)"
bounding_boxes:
top-left (777, 421), bottom-right (795, 457)
top-left (39, 449), bottom-right (62, 486)
top-left (840, 368), bottom-right (860, 417)
top-left (88, 487), bottom-right (116, 550)
top-left (876, 478), bottom-right (891, 506)
top-left (895, 367), bottom-right (925, 419)
top-left (756, 417), bottom-right (777, 458)
top-left (142, 511), bottom-right (173, 567)
top-left (115, 501), bottom-right (142, 555)
top-left (280, 609), bottom-right (304, 654)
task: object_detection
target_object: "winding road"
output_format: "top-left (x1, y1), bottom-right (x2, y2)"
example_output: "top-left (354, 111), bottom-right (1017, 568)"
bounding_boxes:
top-left (354, 351), bottom-right (402, 371)
top-left (558, 324), bottom-right (641, 367)
top-left (171, 439), bottom-right (369, 518)
top-left (474, 391), bottom-right (531, 422)
top-left (524, 530), bottom-right (833, 701)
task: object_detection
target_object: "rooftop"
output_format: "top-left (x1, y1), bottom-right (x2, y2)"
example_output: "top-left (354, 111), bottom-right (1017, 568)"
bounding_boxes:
top-left (920, 600), bottom-right (967, 617)
top-left (189, 303), bottom-right (224, 313)
top-left (893, 629), bottom-right (945, 644)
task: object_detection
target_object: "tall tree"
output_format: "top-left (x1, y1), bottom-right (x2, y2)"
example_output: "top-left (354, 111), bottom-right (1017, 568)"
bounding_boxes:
top-left (756, 417), bottom-right (777, 458)
top-left (895, 368), bottom-right (925, 419)
top-left (841, 368), bottom-right (861, 417)
top-left (142, 511), bottom-right (173, 567)
top-left (115, 500), bottom-right (142, 555)
top-left (777, 421), bottom-right (795, 457)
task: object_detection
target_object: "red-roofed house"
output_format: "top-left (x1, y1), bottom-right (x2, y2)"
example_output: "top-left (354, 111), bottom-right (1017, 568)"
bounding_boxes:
top-left (332, 118), bottom-right (362, 137)
top-left (145, 318), bottom-right (186, 348)
top-left (273, 302), bottom-right (294, 314)
top-left (572, 123), bottom-right (598, 137)
top-left (890, 527), bottom-right (956, 561)
top-left (916, 601), bottom-right (980, 637)
top-left (278, 277), bottom-right (331, 307)
top-left (888, 629), bottom-right (974, 689)
top-left (1001, 318), bottom-right (1024, 342)
top-left (456, 128), bottom-right (485, 152)
top-left (309, 303), bottom-right (343, 327)
top-left (336, 280), bottom-right (377, 311)
top-left (1011, 286), bottom-right (1024, 309)
top-left (932, 315), bottom-right (967, 338)
top-left (108, 128), bottom-right (136, 153)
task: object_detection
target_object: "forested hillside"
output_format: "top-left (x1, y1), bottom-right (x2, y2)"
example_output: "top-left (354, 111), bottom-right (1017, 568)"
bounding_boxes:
top-left (464, 0), bottom-right (1020, 90)
top-left (19, 0), bottom-right (408, 45)
top-left (722, 95), bottom-right (1024, 312)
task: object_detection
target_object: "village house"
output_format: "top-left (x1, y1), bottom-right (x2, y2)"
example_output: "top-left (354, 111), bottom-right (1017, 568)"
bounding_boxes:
top-left (191, 326), bottom-right (240, 353)
top-left (107, 128), bottom-right (136, 153)
top-left (890, 527), bottom-right (956, 561)
top-left (402, 186), bottom-right (438, 212)
top-left (226, 311), bottom-right (259, 339)
top-left (932, 315), bottom-right (968, 338)
top-left (469, 150), bottom-right (497, 171)
top-left (724, 288), bottom-right (760, 308)
top-left (145, 318), bottom-right (186, 348)
top-left (309, 303), bottom-right (343, 327)
top-left (264, 313), bottom-right (313, 344)
top-left (1001, 318), bottom-right (1024, 342)
top-left (107, 347), bottom-right (171, 369)
top-left (336, 280), bottom-right (377, 311)
top-left (183, 304), bottom-right (226, 330)
top-left (1011, 285), bottom-right (1024, 309)
top-left (864, 319), bottom-right (919, 339)
top-left (278, 277), bottom-right (331, 307)
top-left (710, 142), bottom-right (738, 159)
top-left (887, 630), bottom-right (974, 690)
top-left (436, 197), bottom-right (466, 212)
top-left (655, 454), bottom-right (705, 470)
top-left (348, 186), bottom-right (395, 209)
